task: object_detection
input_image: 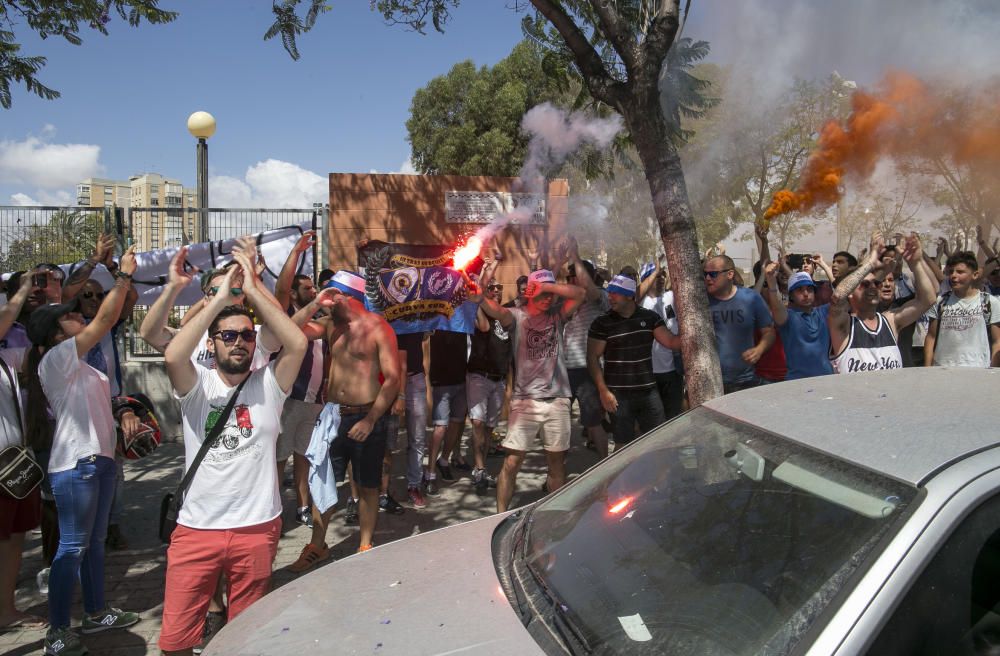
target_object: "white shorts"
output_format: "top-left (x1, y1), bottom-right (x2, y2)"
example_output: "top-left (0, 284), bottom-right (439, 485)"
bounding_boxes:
top-left (276, 398), bottom-right (323, 461)
top-left (502, 397), bottom-right (571, 453)
top-left (466, 373), bottom-right (505, 428)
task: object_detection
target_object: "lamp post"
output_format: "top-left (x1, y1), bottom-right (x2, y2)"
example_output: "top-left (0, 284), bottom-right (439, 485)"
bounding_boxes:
top-left (187, 111), bottom-right (216, 243)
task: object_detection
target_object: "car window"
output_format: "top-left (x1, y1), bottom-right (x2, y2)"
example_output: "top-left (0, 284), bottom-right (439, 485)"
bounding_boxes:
top-left (866, 493), bottom-right (1000, 655)
top-left (519, 408), bottom-right (916, 656)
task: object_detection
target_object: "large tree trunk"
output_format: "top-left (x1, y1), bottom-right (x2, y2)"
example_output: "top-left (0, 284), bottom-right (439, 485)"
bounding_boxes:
top-left (628, 103), bottom-right (724, 406)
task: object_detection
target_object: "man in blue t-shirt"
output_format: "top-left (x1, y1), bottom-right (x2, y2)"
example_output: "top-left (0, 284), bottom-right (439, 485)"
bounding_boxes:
top-left (704, 255), bottom-right (775, 393)
top-left (763, 266), bottom-right (833, 380)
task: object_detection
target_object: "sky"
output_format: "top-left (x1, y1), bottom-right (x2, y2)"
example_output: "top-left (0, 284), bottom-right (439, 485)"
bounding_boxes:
top-left (2, 1), bottom-right (998, 265)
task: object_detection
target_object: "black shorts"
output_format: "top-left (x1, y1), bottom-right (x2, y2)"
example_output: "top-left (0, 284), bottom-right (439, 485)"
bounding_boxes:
top-left (330, 414), bottom-right (388, 489)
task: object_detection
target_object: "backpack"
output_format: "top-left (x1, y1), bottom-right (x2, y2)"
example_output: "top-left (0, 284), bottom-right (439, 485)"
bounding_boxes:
top-left (933, 291), bottom-right (994, 344)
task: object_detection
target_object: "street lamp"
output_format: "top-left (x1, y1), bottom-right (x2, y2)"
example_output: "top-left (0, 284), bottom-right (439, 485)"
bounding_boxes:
top-left (187, 111), bottom-right (216, 243)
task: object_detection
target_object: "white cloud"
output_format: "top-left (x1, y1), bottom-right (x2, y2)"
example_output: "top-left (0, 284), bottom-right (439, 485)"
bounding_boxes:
top-left (9, 192), bottom-right (37, 206)
top-left (209, 159), bottom-right (326, 208)
top-left (0, 127), bottom-right (102, 189)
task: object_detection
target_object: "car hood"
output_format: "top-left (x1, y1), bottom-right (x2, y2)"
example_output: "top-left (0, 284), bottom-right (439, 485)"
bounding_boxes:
top-left (205, 512), bottom-right (546, 656)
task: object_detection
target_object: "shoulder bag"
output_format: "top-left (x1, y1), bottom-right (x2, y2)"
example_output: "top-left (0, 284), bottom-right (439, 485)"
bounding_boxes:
top-left (159, 377), bottom-right (249, 543)
top-left (0, 356), bottom-right (42, 500)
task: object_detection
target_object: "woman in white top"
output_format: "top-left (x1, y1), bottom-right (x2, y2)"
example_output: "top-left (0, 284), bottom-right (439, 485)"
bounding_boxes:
top-left (24, 247), bottom-right (141, 656)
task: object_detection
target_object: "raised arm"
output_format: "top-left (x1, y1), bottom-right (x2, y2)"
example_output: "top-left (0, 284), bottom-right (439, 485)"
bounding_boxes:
top-left (74, 247), bottom-right (136, 358)
top-left (139, 246), bottom-right (196, 353)
top-left (232, 252), bottom-right (307, 393)
top-left (829, 233), bottom-right (884, 348)
top-left (885, 234), bottom-right (937, 333)
top-left (274, 230), bottom-right (315, 310)
top-left (62, 232), bottom-right (116, 301)
top-left (165, 266), bottom-right (241, 397)
top-left (977, 225), bottom-right (997, 261)
top-left (763, 261), bottom-right (789, 327)
top-left (534, 281), bottom-right (586, 321)
top-left (812, 252), bottom-right (835, 283)
top-left (0, 275), bottom-right (36, 340)
top-left (567, 237), bottom-right (601, 303)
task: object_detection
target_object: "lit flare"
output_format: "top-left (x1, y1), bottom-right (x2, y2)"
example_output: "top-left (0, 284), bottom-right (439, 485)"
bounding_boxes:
top-left (452, 235), bottom-right (483, 271)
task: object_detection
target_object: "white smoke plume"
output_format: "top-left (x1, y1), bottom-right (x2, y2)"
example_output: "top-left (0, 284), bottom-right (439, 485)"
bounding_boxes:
top-left (474, 103), bottom-right (623, 242)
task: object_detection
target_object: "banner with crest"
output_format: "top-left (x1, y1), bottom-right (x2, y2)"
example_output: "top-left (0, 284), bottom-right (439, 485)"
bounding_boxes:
top-left (357, 240), bottom-right (483, 335)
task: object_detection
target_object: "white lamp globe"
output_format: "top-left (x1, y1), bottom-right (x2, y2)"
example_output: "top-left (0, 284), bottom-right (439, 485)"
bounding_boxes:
top-left (187, 111), bottom-right (217, 139)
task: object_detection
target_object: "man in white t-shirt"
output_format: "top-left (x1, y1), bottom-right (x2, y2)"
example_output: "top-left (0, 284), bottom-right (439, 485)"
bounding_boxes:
top-left (640, 267), bottom-right (683, 420)
top-left (159, 253), bottom-right (307, 656)
top-left (924, 251), bottom-right (1000, 368)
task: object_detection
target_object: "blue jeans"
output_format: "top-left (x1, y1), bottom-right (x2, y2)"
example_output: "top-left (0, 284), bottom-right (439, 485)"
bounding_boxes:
top-left (48, 455), bottom-right (116, 629)
top-left (404, 374), bottom-right (428, 488)
top-left (612, 387), bottom-right (666, 446)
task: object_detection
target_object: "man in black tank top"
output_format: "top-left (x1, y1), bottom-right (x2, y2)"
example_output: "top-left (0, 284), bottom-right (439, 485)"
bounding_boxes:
top-left (829, 233), bottom-right (937, 374)
top-left (466, 270), bottom-right (511, 494)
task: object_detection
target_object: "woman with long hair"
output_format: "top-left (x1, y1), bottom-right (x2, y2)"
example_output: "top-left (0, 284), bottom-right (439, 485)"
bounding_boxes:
top-left (25, 247), bottom-right (141, 656)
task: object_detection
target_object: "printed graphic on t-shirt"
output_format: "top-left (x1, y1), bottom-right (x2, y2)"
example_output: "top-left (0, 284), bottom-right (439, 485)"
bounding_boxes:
top-left (204, 403), bottom-right (261, 462)
top-left (713, 308), bottom-right (745, 324)
top-left (526, 323), bottom-right (557, 360)
top-left (939, 303), bottom-right (982, 332)
top-left (493, 320), bottom-right (510, 342)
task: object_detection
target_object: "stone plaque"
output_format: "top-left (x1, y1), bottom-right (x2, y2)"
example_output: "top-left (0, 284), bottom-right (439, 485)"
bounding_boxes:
top-left (444, 191), bottom-right (546, 225)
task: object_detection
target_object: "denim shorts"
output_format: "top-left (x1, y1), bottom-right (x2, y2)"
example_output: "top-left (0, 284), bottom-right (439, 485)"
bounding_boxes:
top-left (431, 383), bottom-right (467, 426)
top-left (567, 367), bottom-right (603, 428)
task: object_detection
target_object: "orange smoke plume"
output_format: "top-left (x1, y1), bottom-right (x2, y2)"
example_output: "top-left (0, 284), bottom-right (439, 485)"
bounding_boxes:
top-left (762, 70), bottom-right (1000, 227)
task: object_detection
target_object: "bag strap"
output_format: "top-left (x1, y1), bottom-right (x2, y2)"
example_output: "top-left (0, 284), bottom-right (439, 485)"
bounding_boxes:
top-left (0, 356), bottom-right (25, 444)
top-left (172, 375), bottom-right (249, 507)
top-left (933, 292), bottom-right (950, 342)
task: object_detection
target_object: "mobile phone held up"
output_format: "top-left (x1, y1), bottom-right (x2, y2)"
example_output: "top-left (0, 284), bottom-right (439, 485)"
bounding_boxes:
top-left (31, 272), bottom-right (47, 289)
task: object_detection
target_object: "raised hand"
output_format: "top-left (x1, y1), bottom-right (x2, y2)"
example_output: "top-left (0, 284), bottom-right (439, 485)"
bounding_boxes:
top-left (901, 232), bottom-right (923, 264)
top-left (168, 246), bottom-right (196, 285)
top-left (231, 251), bottom-right (258, 293)
top-left (119, 246), bottom-right (137, 276)
top-left (295, 230), bottom-right (317, 254)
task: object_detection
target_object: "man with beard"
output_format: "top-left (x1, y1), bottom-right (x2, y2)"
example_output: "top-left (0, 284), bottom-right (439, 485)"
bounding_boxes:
top-left (159, 253), bottom-right (307, 656)
top-left (829, 233), bottom-right (937, 374)
top-left (294, 271), bottom-right (401, 554)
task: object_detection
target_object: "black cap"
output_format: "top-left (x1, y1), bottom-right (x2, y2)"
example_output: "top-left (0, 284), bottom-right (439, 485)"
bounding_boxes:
top-left (26, 299), bottom-right (81, 346)
top-left (516, 275), bottom-right (529, 286)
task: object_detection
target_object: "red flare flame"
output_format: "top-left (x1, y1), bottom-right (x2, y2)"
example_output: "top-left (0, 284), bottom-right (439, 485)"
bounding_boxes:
top-left (453, 235), bottom-right (483, 271)
top-left (608, 496), bottom-right (634, 515)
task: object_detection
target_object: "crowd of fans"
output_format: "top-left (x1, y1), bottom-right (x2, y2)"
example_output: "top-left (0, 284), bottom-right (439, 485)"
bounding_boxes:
top-left (1, 225), bottom-right (998, 655)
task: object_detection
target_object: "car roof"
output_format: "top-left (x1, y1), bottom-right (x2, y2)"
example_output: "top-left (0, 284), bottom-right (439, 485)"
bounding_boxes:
top-left (702, 368), bottom-right (1000, 486)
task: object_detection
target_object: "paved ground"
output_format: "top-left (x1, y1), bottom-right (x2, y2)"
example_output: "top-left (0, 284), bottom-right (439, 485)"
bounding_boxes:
top-left (1, 420), bottom-right (604, 655)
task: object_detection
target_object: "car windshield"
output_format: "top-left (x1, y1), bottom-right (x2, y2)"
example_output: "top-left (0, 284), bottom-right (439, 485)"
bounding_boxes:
top-left (521, 407), bottom-right (917, 655)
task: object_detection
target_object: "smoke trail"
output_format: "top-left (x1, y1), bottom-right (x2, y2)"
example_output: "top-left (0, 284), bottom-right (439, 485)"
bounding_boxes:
top-left (763, 71), bottom-right (1000, 224)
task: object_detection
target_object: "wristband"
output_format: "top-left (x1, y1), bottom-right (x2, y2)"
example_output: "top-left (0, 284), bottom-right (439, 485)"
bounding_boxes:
top-left (397, 394), bottom-right (405, 401)
top-left (106, 260), bottom-right (119, 273)
top-left (114, 270), bottom-right (133, 281)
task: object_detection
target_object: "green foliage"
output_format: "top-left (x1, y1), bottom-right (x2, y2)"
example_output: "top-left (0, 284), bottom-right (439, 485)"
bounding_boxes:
top-left (0, 210), bottom-right (102, 272)
top-left (406, 40), bottom-right (566, 177)
top-left (264, 0), bottom-right (330, 61)
top-left (0, 0), bottom-right (177, 107)
top-left (370, 0), bottom-right (459, 34)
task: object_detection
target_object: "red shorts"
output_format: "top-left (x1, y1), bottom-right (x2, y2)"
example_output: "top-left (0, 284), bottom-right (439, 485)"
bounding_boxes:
top-left (158, 516), bottom-right (281, 652)
top-left (0, 486), bottom-right (41, 540)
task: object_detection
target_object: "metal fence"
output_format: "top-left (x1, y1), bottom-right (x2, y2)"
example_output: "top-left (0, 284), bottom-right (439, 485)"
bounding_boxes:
top-left (0, 205), bottom-right (323, 359)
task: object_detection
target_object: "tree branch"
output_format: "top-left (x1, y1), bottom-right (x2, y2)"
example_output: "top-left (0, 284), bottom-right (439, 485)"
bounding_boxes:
top-left (529, 0), bottom-right (625, 109)
top-left (639, 0), bottom-right (681, 79)
top-left (589, 0), bottom-right (637, 76)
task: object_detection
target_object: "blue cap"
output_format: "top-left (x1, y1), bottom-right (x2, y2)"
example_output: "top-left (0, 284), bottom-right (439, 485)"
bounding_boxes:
top-left (787, 271), bottom-right (816, 293)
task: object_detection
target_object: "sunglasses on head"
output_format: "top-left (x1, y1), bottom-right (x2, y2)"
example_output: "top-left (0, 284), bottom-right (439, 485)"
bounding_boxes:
top-left (703, 269), bottom-right (732, 279)
top-left (81, 290), bottom-right (105, 300)
top-left (212, 329), bottom-right (257, 345)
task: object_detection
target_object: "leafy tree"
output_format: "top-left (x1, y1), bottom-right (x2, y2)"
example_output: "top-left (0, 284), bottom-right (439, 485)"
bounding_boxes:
top-left (407, 40), bottom-right (564, 177)
top-left (0, 209), bottom-right (102, 271)
top-left (0, 0), bottom-right (332, 108)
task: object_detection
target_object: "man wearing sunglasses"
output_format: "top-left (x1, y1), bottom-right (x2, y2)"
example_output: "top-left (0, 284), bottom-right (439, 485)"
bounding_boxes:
top-left (830, 232), bottom-right (937, 374)
top-left (704, 255), bottom-right (775, 393)
top-left (160, 253), bottom-right (307, 656)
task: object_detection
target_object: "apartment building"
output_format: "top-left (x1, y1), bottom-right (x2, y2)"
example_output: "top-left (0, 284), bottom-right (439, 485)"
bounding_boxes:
top-left (77, 173), bottom-right (200, 251)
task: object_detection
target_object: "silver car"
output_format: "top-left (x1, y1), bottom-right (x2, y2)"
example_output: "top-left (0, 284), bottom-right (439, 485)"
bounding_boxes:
top-left (208, 368), bottom-right (1000, 655)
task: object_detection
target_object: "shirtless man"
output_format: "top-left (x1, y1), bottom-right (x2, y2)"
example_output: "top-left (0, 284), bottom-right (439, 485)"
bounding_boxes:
top-left (293, 271), bottom-right (401, 557)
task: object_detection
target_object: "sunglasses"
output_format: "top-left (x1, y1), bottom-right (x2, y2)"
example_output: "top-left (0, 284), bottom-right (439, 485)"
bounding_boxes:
top-left (488, 284), bottom-right (503, 291)
top-left (858, 278), bottom-right (885, 290)
top-left (206, 286), bottom-right (243, 297)
top-left (212, 329), bottom-right (257, 345)
top-left (703, 269), bottom-right (732, 279)
top-left (81, 291), bottom-right (105, 300)
top-left (36, 266), bottom-right (65, 282)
